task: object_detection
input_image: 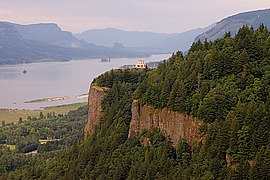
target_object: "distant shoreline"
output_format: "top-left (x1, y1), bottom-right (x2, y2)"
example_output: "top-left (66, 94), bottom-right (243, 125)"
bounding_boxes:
top-left (76, 94), bottom-right (89, 99)
top-left (0, 53), bottom-right (155, 66)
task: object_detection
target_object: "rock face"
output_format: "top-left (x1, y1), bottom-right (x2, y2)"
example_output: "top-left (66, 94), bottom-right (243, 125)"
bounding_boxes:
top-left (84, 84), bottom-right (105, 137)
top-left (129, 100), bottom-right (205, 146)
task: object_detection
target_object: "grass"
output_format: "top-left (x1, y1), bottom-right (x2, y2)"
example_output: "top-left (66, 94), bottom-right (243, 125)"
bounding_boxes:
top-left (0, 102), bottom-right (88, 124)
top-left (4, 144), bottom-right (16, 150)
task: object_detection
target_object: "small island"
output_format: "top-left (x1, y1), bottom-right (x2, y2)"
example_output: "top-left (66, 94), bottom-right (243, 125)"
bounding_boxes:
top-left (100, 58), bottom-right (111, 62)
top-left (24, 96), bottom-right (69, 103)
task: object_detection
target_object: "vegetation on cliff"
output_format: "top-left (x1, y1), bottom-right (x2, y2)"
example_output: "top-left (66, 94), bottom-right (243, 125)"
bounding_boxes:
top-left (135, 25), bottom-right (270, 163)
top-left (2, 25), bottom-right (270, 179)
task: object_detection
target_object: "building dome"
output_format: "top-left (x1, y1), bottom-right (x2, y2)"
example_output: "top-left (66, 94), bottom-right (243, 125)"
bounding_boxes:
top-left (136, 60), bottom-right (146, 68)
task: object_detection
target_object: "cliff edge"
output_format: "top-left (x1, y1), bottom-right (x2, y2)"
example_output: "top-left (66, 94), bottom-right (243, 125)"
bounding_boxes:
top-left (85, 85), bottom-right (205, 145)
top-left (84, 84), bottom-right (105, 137)
top-left (129, 100), bottom-right (205, 146)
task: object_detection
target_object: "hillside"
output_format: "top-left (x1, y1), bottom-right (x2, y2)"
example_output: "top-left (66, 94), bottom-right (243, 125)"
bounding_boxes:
top-left (75, 25), bottom-right (213, 52)
top-left (76, 28), bottom-right (171, 48)
top-left (2, 25), bottom-right (270, 179)
top-left (0, 23), bottom-right (71, 64)
top-left (196, 8), bottom-right (270, 41)
top-left (11, 22), bottom-right (89, 48)
top-left (0, 22), bottom-right (151, 65)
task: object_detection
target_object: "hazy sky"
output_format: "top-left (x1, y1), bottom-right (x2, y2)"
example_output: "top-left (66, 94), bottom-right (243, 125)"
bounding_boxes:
top-left (0, 0), bottom-right (270, 33)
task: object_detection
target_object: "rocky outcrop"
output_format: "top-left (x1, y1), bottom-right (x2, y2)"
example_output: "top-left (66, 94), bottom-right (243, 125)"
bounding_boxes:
top-left (84, 86), bottom-right (205, 145)
top-left (84, 84), bottom-right (106, 137)
top-left (129, 100), bottom-right (205, 146)
top-left (226, 153), bottom-right (255, 170)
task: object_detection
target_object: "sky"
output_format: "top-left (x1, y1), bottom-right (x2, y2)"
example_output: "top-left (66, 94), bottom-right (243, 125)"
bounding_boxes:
top-left (0, 0), bottom-right (270, 34)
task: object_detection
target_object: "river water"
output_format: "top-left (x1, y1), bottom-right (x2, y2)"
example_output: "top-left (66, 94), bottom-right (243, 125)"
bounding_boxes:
top-left (0, 54), bottom-right (171, 109)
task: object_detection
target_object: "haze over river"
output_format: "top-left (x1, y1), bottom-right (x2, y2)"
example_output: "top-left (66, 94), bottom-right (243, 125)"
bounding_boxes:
top-left (0, 54), bottom-right (171, 109)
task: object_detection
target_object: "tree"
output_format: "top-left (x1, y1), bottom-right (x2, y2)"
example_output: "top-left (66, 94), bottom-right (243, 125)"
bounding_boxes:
top-left (224, 31), bottom-right (231, 38)
top-left (159, 79), bottom-right (171, 108)
top-left (249, 146), bottom-right (270, 180)
top-left (198, 85), bottom-right (227, 122)
top-left (39, 112), bottom-right (44, 119)
top-left (27, 116), bottom-right (32, 121)
top-left (168, 79), bottom-right (186, 111)
top-left (18, 117), bottom-right (22, 124)
top-left (237, 126), bottom-right (252, 160)
top-left (0, 133), bottom-right (7, 144)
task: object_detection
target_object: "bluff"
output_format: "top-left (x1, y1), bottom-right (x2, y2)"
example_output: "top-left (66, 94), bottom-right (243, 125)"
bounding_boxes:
top-left (129, 100), bottom-right (205, 146)
top-left (84, 84), bottom-right (105, 137)
top-left (84, 83), bottom-right (205, 146)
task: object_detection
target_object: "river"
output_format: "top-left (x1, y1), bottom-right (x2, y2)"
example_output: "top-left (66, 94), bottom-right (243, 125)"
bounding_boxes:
top-left (0, 54), bottom-right (171, 109)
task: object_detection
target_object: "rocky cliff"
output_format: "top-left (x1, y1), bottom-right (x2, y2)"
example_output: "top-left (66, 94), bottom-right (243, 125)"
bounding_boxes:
top-left (85, 85), bottom-right (205, 145)
top-left (129, 100), bottom-right (205, 146)
top-left (84, 84), bottom-right (105, 137)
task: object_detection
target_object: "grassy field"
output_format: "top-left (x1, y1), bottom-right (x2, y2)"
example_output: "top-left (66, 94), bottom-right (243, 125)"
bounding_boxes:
top-left (4, 144), bottom-right (16, 150)
top-left (0, 102), bottom-right (88, 124)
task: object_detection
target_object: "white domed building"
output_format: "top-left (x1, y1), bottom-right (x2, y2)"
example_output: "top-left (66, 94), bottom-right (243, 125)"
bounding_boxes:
top-left (136, 60), bottom-right (146, 68)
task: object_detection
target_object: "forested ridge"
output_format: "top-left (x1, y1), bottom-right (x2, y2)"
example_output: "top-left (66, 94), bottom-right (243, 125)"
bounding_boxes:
top-left (135, 25), bottom-right (270, 161)
top-left (1, 25), bottom-right (270, 179)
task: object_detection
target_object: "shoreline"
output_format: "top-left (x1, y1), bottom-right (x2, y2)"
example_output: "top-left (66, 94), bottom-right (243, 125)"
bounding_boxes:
top-left (76, 94), bottom-right (89, 99)
top-left (0, 53), bottom-right (159, 66)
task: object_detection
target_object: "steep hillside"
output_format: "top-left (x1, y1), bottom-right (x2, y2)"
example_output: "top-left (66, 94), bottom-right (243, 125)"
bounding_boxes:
top-left (196, 8), bottom-right (270, 41)
top-left (12, 22), bottom-right (88, 48)
top-left (0, 23), bottom-right (72, 64)
top-left (84, 84), bottom-right (106, 137)
top-left (129, 100), bottom-right (205, 146)
top-left (135, 25), bottom-right (270, 162)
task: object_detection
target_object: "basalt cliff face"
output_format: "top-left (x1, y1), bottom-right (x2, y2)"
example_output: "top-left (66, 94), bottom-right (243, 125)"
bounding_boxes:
top-left (84, 84), bottom-right (105, 137)
top-left (84, 85), bottom-right (205, 145)
top-left (129, 100), bottom-right (205, 146)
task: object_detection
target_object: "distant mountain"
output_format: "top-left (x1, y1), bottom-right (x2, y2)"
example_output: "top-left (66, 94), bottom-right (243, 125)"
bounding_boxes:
top-left (76, 28), bottom-right (171, 47)
top-left (0, 23), bottom-right (100, 64)
top-left (0, 22), bottom-right (151, 65)
top-left (11, 22), bottom-right (87, 48)
top-left (196, 8), bottom-right (270, 42)
top-left (155, 25), bottom-right (215, 52)
top-left (0, 21), bottom-right (212, 65)
top-left (75, 26), bottom-right (213, 52)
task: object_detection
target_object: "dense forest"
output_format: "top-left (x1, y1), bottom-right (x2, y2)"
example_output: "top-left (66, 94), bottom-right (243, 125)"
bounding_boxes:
top-left (135, 24), bottom-right (270, 162)
top-left (1, 25), bottom-right (270, 179)
top-left (0, 106), bottom-right (88, 174)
